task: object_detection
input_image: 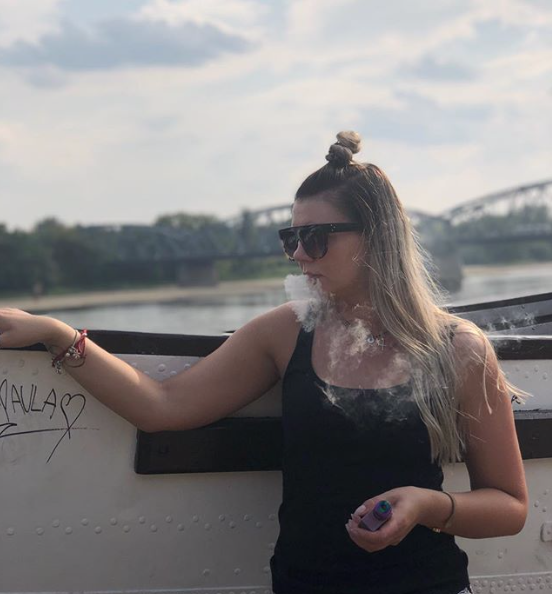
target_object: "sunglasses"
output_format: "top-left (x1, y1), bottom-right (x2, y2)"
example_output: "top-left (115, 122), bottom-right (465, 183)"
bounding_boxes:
top-left (278, 223), bottom-right (362, 260)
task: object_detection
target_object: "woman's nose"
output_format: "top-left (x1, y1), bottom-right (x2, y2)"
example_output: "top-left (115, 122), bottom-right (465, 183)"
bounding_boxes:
top-left (292, 240), bottom-right (314, 262)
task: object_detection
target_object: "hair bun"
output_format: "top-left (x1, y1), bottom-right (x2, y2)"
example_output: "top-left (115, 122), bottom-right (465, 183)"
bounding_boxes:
top-left (325, 130), bottom-right (362, 167)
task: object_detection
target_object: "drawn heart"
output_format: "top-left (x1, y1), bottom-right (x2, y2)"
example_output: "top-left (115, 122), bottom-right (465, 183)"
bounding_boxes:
top-left (60, 393), bottom-right (86, 439)
top-left (46, 392), bottom-right (87, 464)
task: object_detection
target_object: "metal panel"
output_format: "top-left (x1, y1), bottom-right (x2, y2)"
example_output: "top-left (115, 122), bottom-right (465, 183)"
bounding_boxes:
top-left (2, 336), bottom-right (552, 593)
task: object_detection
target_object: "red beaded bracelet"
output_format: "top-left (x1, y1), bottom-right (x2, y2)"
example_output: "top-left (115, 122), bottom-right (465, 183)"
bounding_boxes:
top-left (51, 329), bottom-right (88, 374)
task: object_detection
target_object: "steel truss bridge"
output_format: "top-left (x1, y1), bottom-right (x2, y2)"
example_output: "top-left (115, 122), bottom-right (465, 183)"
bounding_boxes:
top-left (83, 179), bottom-right (552, 286)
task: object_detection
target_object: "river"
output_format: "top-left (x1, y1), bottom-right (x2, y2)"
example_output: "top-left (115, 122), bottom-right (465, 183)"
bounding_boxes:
top-left (39, 263), bottom-right (552, 335)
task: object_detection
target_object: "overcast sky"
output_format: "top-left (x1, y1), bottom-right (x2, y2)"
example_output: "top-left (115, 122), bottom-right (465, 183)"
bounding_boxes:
top-left (1, 0), bottom-right (551, 230)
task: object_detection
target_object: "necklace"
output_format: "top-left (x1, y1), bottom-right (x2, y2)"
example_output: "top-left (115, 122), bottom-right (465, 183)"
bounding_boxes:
top-left (340, 318), bottom-right (389, 349)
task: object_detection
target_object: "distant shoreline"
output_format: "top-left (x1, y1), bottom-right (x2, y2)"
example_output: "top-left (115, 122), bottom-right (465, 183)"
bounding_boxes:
top-left (0, 278), bottom-right (287, 314)
top-left (2, 261), bottom-right (552, 313)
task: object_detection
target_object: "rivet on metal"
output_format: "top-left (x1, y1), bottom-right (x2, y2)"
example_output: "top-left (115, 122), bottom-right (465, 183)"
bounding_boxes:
top-left (150, 525), bottom-right (158, 532)
top-left (184, 364), bottom-right (191, 370)
top-left (534, 365), bottom-right (539, 372)
top-left (263, 566), bottom-right (270, 574)
top-left (544, 374), bottom-right (548, 380)
top-left (165, 516), bottom-right (173, 523)
top-left (244, 514), bottom-right (251, 521)
top-left (219, 515), bottom-right (226, 522)
top-left (268, 542), bottom-right (275, 550)
top-left (131, 362), bottom-right (138, 368)
top-left (158, 364), bottom-right (166, 373)
top-left (524, 372), bottom-right (530, 379)
top-left (193, 516), bottom-right (199, 523)
top-left (52, 519), bottom-right (60, 528)
top-left (204, 523), bottom-right (211, 531)
top-left (545, 489), bottom-right (550, 495)
top-left (65, 527), bottom-right (73, 534)
top-left (229, 521), bottom-right (236, 529)
top-left (234, 568), bottom-right (241, 575)
top-left (269, 514), bottom-right (276, 521)
top-left (7, 528), bottom-right (15, 536)
top-left (544, 507), bottom-right (548, 512)
top-left (256, 522), bottom-right (263, 528)
top-left (144, 371), bottom-right (150, 377)
top-left (95, 527), bottom-right (102, 534)
top-left (531, 585), bottom-right (536, 591)
top-left (177, 524), bottom-right (185, 531)
top-left (170, 371), bottom-right (177, 377)
top-left (202, 569), bottom-right (210, 577)
top-left (123, 525), bottom-right (130, 533)
top-left (31, 368), bottom-right (39, 376)
top-left (110, 518), bottom-right (117, 526)
top-left (139, 516), bottom-right (146, 524)
top-left (36, 527), bottom-right (44, 535)
top-left (535, 500), bottom-right (541, 507)
top-left (514, 365), bottom-right (520, 372)
top-left (498, 552), bottom-right (504, 558)
top-left (81, 518), bottom-right (89, 526)
top-left (17, 359), bottom-right (25, 367)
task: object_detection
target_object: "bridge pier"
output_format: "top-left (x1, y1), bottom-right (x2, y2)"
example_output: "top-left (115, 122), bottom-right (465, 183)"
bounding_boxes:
top-left (176, 260), bottom-right (219, 287)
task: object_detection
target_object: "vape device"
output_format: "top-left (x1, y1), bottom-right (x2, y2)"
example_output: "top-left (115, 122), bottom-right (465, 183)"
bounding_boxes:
top-left (359, 500), bottom-right (393, 531)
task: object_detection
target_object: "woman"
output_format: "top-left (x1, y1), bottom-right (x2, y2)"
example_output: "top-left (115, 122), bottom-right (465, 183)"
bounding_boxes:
top-left (0, 131), bottom-right (527, 594)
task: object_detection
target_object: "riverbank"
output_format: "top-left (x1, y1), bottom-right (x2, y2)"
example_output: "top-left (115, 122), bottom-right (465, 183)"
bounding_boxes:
top-left (0, 278), bottom-right (287, 314)
top-left (3, 261), bottom-right (552, 314)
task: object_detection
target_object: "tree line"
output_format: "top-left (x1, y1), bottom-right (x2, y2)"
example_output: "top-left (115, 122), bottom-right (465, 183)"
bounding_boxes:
top-left (0, 206), bottom-right (551, 297)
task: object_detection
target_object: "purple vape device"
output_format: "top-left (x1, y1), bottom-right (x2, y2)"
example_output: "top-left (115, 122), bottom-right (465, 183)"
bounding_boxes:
top-left (359, 500), bottom-right (393, 531)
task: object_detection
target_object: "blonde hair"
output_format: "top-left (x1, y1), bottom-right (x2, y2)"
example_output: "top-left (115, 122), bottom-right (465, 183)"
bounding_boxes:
top-left (296, 132), bottom-right (527, 465)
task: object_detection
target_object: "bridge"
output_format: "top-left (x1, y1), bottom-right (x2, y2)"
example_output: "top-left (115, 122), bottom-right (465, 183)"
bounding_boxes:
top-left (82, 179), bottom-right (552, 288)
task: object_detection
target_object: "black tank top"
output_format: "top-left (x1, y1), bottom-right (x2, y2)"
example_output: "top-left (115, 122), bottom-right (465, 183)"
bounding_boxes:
top-left (270, 326), bottom-right (469, 594)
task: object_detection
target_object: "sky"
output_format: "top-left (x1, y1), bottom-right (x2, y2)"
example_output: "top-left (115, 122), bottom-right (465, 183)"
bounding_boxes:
top-left (0, 0), bottom-right (551, 230)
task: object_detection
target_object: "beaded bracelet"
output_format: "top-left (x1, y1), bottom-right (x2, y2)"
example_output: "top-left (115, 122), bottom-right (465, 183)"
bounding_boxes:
top-left (51, 329), bottom-right (88, 374)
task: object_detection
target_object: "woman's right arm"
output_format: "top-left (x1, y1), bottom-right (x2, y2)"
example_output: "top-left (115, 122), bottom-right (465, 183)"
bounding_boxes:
top-left (0, 306), bottom-right (288, 433)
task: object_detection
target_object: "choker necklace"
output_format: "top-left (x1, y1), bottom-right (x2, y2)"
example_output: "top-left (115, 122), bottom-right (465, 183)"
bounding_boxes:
top-left (340, 318), bottom-right (389, 349)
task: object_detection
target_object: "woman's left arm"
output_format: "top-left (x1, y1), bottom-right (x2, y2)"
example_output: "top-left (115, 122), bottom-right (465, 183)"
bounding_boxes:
top-left (417, 329), bottom-right (528, 538)
top-left (347, 329), bottom-right (528, 551)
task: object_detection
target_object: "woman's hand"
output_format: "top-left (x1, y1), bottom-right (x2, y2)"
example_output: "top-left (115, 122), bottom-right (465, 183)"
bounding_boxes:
top-left (346, 486), bottom-right (429, 552)
top-left (0, 308), bottom-right (68, 349)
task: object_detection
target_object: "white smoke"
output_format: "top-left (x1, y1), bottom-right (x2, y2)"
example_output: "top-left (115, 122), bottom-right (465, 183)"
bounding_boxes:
top-left (283, 274), bottom-right (415, 424)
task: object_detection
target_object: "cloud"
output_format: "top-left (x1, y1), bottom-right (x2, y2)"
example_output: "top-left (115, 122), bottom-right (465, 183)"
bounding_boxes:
top-left (361, 92), bottom-right (491, 145)
top-left (0, 0), bottom-right (62, 48)
top-left (400, 56), bottom-right (474, 81)
top-left (137, 0), bottom-right (269, 40)
top-left (0, 17), bottom-right (251, 71)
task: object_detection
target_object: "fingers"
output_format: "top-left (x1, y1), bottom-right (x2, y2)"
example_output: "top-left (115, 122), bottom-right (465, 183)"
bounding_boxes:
top-left (346, 516), bottom-right (405, 552)
top-left (346, 492), bottom-right (410, 552)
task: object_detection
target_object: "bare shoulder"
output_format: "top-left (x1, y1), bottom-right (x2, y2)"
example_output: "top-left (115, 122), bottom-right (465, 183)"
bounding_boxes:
top-left (449, 319), bottom-right (508, 410)
top-left (450, 320), bottom-right (490, 367)
top-left (247, 301), bottom-right (303, 373)
top-left (244, 301), bottom-right (300, 338)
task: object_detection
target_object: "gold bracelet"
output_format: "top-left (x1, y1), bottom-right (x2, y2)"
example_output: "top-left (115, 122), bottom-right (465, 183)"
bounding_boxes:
top-left (431, 491), bottom-right (456, 533)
